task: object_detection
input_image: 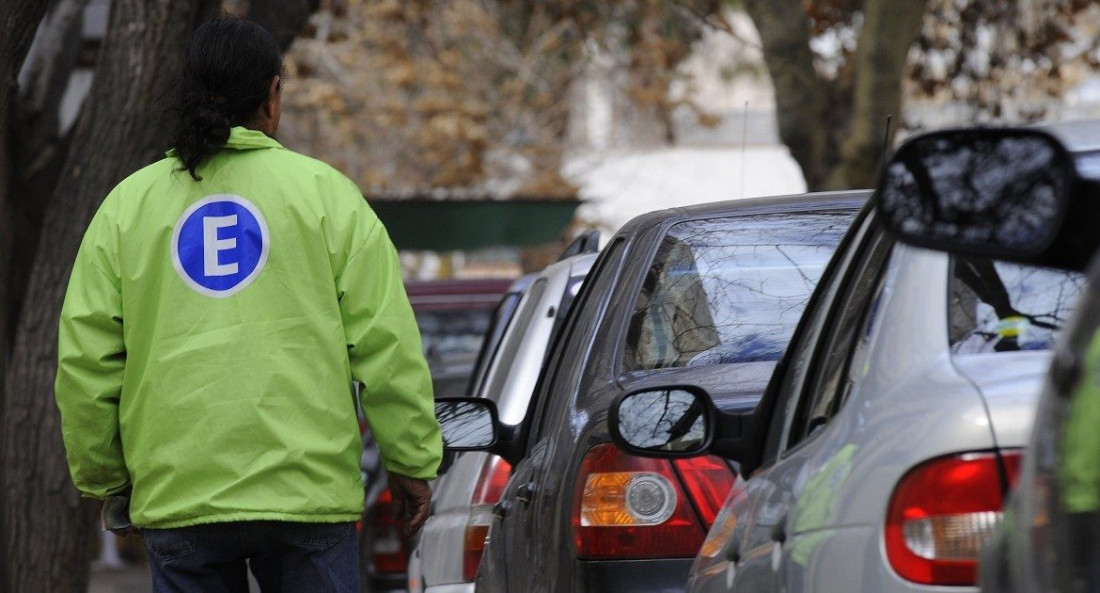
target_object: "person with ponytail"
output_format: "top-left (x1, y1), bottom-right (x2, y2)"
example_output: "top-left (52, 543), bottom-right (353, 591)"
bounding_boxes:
top-left (55, 16), bottom-right (440, 593)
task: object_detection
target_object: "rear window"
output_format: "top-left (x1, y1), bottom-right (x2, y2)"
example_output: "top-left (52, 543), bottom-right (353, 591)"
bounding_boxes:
top-left (949, 257), bottom-right (1085, 354)
top-left (416, 308), bottom-right (494, 361)
top-left (622, 209), bottom-right (857, 371)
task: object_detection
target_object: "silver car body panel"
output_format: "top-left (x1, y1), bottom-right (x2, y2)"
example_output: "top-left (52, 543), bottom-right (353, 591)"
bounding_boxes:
top-left (689, 244), bottom-right (1051, 593)
top-left (411, 254), bottom-right (596, 592)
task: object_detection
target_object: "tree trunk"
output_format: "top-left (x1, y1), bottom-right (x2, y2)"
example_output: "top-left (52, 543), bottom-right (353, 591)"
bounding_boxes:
top-left (825, 0), bottom-right (927, 190)
top-left (246, 0), bottom-right (321, 50)
top-left (0, 1), bottom-right (219, 590)
top-left (8, 0), bottom-right (92, 359)
top-left (0, 0), bottom-right (51, 391)
top-left (743, 0), bottom-right (832, 191)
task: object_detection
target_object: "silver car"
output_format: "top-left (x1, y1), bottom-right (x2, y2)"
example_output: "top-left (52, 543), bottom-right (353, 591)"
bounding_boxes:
top-left (866, 121), bottom-right (1100, 593)
top-left (610, 202), bottom-right (1084, 591)
top-left (408, 252), bottom-right (595, 593)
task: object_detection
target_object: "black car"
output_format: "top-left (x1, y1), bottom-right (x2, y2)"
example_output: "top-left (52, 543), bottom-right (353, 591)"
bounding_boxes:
top-left (435, 191), bottom-right (864, 591)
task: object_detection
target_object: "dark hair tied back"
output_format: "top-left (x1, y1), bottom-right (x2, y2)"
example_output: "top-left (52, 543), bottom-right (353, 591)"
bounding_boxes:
top-left (171, 17), bottom-right (282, 181)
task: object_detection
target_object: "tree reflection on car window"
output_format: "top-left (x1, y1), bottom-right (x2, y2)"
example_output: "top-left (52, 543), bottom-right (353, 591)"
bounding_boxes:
top-left (949, 256), bottom-right (1085, 354)
top-left (623, 211), bottom-right (856, 371)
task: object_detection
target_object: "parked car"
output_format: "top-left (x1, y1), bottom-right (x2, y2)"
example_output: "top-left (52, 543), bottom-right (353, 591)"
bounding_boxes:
top-left (362, 277), bottom-right (517, 591)
top-left (436, 191), bottom-right (864, 591)
top-left (607, 135), bottom-right (1087, 592)
top-left (408, 251), bottom-right (597, 593)
top-left (408, 278), bottom-right (517, 398)
top-left (866, 121), bottom-right (1100, 593)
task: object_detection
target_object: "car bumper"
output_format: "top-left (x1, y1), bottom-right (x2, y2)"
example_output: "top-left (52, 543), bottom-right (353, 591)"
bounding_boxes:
top-left (423, 584), bottom-right (476, 593)
top-left (580, 558), bottom-right (693, 592)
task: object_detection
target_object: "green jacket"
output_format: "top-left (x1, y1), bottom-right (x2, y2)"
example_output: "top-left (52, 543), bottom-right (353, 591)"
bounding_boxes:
top-left (56, 127), bottom-right (441, 528)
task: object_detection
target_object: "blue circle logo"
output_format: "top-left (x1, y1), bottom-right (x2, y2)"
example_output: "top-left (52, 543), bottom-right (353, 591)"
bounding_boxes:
top-left (171, 195), bottom-right (270, 298)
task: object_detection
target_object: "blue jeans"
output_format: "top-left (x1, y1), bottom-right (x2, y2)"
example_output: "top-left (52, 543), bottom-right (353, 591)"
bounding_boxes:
top-left (141, 521), bottom-right (359, 593)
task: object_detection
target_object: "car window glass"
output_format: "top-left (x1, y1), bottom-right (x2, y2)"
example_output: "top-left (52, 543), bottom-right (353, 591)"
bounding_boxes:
top-left (467, 290), bottom-right (524, 397)
top-left (949, 257), bottom-right (1085, 355)
top-left (785, 226), bottom-right (894, 450)
top-left (528, 240), bottom-right (624, 446)
top-left (483, 279), bottom-right (548, 402)
top-left (843, 253), bottom-right (898, 393)
top-left (415, 306), bottom-right (496, 360)
top-left (761, 208), bottom-right (875, 464)
top-left (622, 210), bottom-right (856, 372)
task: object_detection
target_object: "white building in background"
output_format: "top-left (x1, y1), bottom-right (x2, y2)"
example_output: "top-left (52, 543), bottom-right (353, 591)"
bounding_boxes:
top-left (565, 11), bottom-right (806, 235)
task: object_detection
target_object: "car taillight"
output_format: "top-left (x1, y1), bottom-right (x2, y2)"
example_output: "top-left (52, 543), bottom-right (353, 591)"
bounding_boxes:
top-left (463, 455), bottom-right (512, 582)
top-left (672, 455), bottom-right (738, 528)
top-left (369, 487), bottom-right (408, 574)
top-left (572, 443), bottom-right (708, 559)
top-left (885, 450), bottom-right (1022, 586)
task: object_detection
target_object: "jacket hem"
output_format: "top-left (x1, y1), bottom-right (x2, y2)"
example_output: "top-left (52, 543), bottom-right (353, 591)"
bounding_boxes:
top-left (136, 511), bottom-right (363, 529)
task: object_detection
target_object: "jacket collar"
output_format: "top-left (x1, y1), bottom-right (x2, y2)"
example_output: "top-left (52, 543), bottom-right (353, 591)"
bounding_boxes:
top-left (224, 126), bottom-right (284, 150)
top-left (166, 126), bottom-right (284, 157)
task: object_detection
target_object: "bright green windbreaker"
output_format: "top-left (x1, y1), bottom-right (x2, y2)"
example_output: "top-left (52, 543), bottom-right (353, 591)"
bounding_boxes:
top-left (56, 127), bottom-right (441, 528)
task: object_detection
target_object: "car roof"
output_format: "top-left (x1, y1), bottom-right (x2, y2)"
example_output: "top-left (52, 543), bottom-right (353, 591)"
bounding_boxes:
top-left (1034, 119), bottom-right (1100, 154)
top-left (612, 189), bottom-right (871, 239)
top-left (406, 278), bottom-right (516, 311)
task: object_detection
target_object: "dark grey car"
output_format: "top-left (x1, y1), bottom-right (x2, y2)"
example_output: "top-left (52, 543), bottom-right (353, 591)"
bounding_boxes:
top-left (436, 192), bottom-right (864, 592)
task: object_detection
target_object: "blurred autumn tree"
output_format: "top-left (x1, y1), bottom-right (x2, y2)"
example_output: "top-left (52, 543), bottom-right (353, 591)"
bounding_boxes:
top-left (907, 0), bottom-right (1100, 123)
top-left (278, 0), bottom-right (725, 199)
top-left (746, 0), bottom-right (1100, 191)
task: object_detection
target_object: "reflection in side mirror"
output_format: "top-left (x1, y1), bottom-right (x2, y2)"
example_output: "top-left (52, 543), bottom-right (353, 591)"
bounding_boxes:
top-left (436, 399), bottom-right (496, 450)
top-left (614, 388), bottom-right (708, 454)
top-left (878, 129), bottom-right (1073, 259)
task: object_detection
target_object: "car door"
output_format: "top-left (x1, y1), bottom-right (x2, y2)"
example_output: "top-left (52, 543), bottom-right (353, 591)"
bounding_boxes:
top-left (727, 211), bottom-right (894, 592)
top-left (482, 238), bottom-right (630, 592)
top-left (1013, 261), bottom-right (1100, 592)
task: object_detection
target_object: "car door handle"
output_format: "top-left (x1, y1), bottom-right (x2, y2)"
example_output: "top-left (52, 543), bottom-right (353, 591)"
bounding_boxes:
top-left (771, 513), bottom-right (788, 544)
top-left (516, 481), bottom-right (537, 504)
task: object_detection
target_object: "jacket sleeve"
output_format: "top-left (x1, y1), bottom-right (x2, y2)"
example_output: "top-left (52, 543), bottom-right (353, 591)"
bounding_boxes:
top-left (55, 211), bottom-right (129, 499)
top-left (337, 215), bottom-right (441, 480)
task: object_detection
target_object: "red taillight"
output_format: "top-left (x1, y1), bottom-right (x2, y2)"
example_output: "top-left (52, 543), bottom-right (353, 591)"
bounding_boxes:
top-left (463, 455), bottom-right (512, 582)
top-left (368, 487), bottom-right (409, 574)
top-left (572, 444), bottom-right (707, 560)
top-left (672, 455), bottom-right (737, 528)
top-left (885, 450), bottom-right (1022, 586)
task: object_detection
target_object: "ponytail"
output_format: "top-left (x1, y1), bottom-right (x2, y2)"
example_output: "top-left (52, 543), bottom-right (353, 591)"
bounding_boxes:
top-left (171, 17), bottom-right (282, 181)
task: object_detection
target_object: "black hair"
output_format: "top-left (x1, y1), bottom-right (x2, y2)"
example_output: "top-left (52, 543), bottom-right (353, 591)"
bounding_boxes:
top-left (171, 17), bottom-right (283, 181)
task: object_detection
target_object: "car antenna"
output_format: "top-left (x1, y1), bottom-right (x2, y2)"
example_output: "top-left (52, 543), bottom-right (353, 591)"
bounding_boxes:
top-left (875, 114), bottom-right (894, 178)
top-left (740, 100), bottom-right (749, 200)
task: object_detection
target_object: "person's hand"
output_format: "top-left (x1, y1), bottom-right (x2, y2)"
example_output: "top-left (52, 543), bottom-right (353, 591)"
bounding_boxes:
top-left (388, 473), bottom-right (432, 536)
top-left (108, 524), bottom-right (139, 537)
top-left (101, 487), bottom-right (137, 537)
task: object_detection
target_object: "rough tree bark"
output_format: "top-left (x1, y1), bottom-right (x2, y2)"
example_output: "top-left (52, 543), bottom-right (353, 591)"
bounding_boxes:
top-left (7, 0), bottom-right (92, 359)
top-left (247, 0), bottom-right (321, 50)
top-left (0, 0), bottom-right (51, 405)
top-left (743, 0), bottom-right (832, 190)
top-left (826, 0), bottom-right (926, 189)
top-left (0, 1), bottom-right (220, 590)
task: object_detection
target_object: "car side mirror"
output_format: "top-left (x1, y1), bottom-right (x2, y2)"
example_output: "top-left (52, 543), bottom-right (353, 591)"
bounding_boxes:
top-left (877, 127), bottom-right (1097, 271)
top-left (435, 398), bottom-right (499, 450)
top-left (608, 385), bottom-right (751, 463)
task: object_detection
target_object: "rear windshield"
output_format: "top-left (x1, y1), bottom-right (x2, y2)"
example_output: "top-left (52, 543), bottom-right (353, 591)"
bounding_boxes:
top-left (416, 308), bottom-right (494, 362)
top-left (623, 209), bottom-right (858, 371)
top-left (949, 256), bottom-right (1086, 354)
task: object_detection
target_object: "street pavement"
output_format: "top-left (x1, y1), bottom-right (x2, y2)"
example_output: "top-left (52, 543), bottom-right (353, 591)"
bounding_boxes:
top-left (88, 564), bottom-right (151, 593)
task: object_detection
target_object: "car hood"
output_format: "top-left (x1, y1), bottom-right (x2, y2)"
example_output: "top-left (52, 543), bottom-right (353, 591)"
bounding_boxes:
top-left (952, 350), bottom-right (1053, 449)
